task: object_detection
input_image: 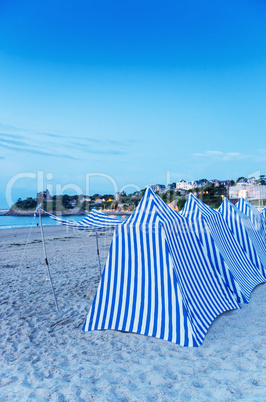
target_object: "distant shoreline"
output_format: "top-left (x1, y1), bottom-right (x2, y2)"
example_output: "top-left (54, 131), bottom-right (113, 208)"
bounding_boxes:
top-left (3, 209), bottom-right (132, 217)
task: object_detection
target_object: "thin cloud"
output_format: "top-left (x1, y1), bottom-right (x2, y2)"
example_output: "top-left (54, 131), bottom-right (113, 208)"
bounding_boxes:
top-left (0, 123), bottom-right (64, 139)
top-left (107, 139), bottom-right (127, 146)
top-left (0, 132), bottom-right (27, 140)
top-left (193, 150), bottom-right (253, 161)
top-left (0, 142), bottom-right (78, 159)
top-left (0, 123), bottom-right (27, 132)
top-left (0, 134), bottom-right (76, 157)
top-left (0, 122), bottom-right (132, 159)
top-left (65, 140), bottom-right (127, 155)
top-left (0, 136), bottom-right (29, 147)
top-left (89, 149), bottom-right (126, 155)
top-left (38, 132), bottom-right (65, 138)
top-left (73, 137), bottom-right (101, 144)
top-left (0, 132), bottom-right (78, 159)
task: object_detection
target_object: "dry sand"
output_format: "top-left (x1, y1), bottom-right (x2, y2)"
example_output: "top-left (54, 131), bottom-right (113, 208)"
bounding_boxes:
top-left (0, 226), bottom-right (266, 401)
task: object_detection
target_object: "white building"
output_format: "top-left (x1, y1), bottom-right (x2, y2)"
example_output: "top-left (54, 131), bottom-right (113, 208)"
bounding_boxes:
top-left (81, 197), bottom-right (91, 203)
top-left (95, 198), bottom-right (106, 204)
top-left (149, 184), bottom-right (166, 193)
top-left (229, 184), bottom-right (266, 201)
top-left (176, 180), bottom-right (193, 191)
top-left (247, 177), bottom-right (258, 184)
top-left (209, 179), bottom-right (221, 187)
top-left (115, 191), bottom-right (126, 201)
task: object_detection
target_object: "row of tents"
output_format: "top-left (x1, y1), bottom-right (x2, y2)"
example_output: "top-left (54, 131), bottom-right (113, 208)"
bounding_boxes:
top-left (37, 190), bottom-right (266, 347)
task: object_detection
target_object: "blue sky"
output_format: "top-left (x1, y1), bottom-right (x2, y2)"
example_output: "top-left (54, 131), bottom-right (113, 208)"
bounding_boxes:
top-left (0, 0), bottom-right (266, 207)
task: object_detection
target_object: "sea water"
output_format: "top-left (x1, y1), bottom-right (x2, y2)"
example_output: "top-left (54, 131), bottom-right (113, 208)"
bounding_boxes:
top-left (0, 215), bottom-right (83, 230)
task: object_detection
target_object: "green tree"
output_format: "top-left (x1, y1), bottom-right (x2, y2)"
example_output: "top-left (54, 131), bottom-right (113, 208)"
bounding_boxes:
top-left (62, 194), bottom-right (71, 208)
top-left (177, 197), bottom-right (187, 211)
top-left (258, 175), bottom-right (266, 185)
top-left (169, 182), bottom-right (176, 190)
top-left (15, 197), bottom-right (37, 210)
top-left (236, 176), bottom-right (246, 183)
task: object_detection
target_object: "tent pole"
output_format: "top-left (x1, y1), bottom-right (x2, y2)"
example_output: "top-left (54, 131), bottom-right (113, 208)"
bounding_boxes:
top-left (95, 231), bottom-right (101, 277)
top-left (19, 214), bottom-right (36, 269)
top-left (38, 210), bottom-right (59, 312)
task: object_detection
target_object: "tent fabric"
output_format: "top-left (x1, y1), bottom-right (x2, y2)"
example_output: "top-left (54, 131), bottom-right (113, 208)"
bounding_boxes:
top-left (263, 207), bottom-right (266, 220)
top-left (236, 198), bottom-right (266, 240)
top-left (219, 198), bottom-right (266, 277)
top-left (83, 188), bottom-right (239, 347)
top-left (180, 199), bottom-right (243, 303)
top-left (181, 194), bottom-right (265, 304)
top-left (36, 207), bottom-right (121, 231)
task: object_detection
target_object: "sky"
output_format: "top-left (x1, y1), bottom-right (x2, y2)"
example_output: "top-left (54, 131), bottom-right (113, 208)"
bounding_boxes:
top-left (0, 0), bottom-right (266, 208)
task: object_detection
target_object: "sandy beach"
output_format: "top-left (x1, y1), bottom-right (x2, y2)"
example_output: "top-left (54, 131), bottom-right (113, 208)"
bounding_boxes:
top-left (1, 226), bottom-right (266, 401)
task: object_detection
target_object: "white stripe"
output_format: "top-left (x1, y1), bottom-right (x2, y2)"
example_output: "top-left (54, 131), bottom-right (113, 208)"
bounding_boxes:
top-left (148, 227), bottom-right (156, 337)
top-left (155, 218), bottom-right (163, 339)
top-left (111, 225), bottom-right (123, 328)
top-left (125, 225), bottom-right (136, 332)
top-left (118, 225), bottom-right (129, 329)
top-left (161, 228), bottom-right (170, 341)
top-left (132, 227), bottom-right (143, 333)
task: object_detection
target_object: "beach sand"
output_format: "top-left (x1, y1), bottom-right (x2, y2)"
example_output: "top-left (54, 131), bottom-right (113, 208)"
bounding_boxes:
top-left (0, 226), bottom-right (266, 401)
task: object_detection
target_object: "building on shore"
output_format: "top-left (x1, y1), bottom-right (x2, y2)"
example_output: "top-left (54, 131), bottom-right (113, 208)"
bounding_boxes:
top-left (209, 179), bottom-right (221, 187)
top-left (80, 196), bottom-right (91, 203)
top-left (176, 180), bottom-right (193, 191)
top-left (148, 184), bottom-right (166, 193)
top-left (115, 191), bottom-right (126, 201)
top-left (176, 179), bottom-right (208, 191)
top-left (229, 183), bottom-right (266, 210)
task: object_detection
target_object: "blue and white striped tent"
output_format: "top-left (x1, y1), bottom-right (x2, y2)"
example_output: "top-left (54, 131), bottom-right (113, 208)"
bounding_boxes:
top-left (219, 198), bottom-right (266, 277)
top-left (236, 198), bottom-right (266, 240)
top-left (36, 207), bottom-right (121, 231)
top-left (83, 188), bottom-right (240, 347)
top-left (263, 207), bottom-right (266, 220)
top-left (181, 194), bottom-right (265, 304)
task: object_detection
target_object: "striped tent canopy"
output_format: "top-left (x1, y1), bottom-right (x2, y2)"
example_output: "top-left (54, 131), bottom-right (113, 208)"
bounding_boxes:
top-left (36, 207), bottom-right (121, 231)
top-left (181, 194), bottom-right (265, 304)
top-left (236, 198), bottom-right (266, 240)
top-left (219, 198), bottom-right (266, 277)
top-left (263, 207), bottom-right (266, 220)
top-left (84, 188), bottom-right (240, 347)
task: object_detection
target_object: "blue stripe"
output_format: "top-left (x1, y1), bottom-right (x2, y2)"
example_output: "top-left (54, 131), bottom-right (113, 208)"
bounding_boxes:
top-left (84, 188), bottom-right (240, 347)
top-left (122, 227), bottom-right (133, 331)
top-left (137, 227), bottom-right (145, 334)
top-left (128, 230), bottom-right (139, 332)
top-left (37, 207), bottom-right (121, 231)
top-left (144, 228), bottom-right (152, 336)
top-left (219, 198), bottom-right (266, 277)
top-left (182, 194), bottom-right (265, 303)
